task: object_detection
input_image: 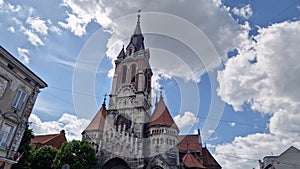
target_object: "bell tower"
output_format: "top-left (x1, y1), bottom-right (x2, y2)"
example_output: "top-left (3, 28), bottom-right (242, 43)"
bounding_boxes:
top-left (109, 13), bottom-right (152, 114)
top-left (97, 14), bottom-right (152, 168)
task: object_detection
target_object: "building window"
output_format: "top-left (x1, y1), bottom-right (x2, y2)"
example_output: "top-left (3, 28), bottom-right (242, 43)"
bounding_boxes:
top-left (128, 48), bottom-right (133, 56)
top-left (130, 64), bottom-right (136, 83)
top-left (12, 89), bottom-right (27, 110)
top-left (0, 76), bottom-right (8, 99)
top-left (121, 66), bottom-right (127, 84)
top-left (0, 123), bottom-right (14, 148)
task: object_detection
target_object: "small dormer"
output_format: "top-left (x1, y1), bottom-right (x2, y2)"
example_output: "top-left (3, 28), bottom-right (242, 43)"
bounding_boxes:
top-left (126, 44), bottom-right (135, 56)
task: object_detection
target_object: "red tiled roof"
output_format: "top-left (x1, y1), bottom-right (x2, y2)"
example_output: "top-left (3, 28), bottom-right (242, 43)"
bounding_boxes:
top-left (202, 147), bottom-right (222, 168)
top-left (31, 130), bottom-right (67, 149)
top-left (147, 98), bottom-right (178, 130)
top-left (178, 135), bottom-right (202, 152)
top-left (31, 134), bottom-right (59, 144)
top-left (182, 152), bottom-right (206, 169)
top-left (85, 104), bottom-right (107, 131)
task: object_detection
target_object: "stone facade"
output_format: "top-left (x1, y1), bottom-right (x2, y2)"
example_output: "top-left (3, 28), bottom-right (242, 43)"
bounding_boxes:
top-left (0, 46), bottom-right (47, 169)
top-left (83, 16), bottom-right (221, 169)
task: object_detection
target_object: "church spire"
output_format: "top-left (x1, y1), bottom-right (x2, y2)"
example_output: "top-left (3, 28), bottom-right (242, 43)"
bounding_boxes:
top-left (133, 11), bottom-right (142, 35)
top-left (126, 11), bottom-right (145, 52)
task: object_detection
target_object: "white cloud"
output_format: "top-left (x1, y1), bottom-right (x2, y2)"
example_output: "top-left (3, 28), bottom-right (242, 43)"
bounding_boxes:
top-left (216, 20), bottom-right (300, 169)
top-left (174, 111), bottom-right (197, 128)
top-left (228, 122), bottom-right (236, 127)
top-left (47, 19), bottom-right (62, 35)
top-left (29, 113), bottom-right (91, 141)
top-left (7, 3), bottom-right (21, 13)
top-left (26, 17), bottom-right (48, 35)
top-left (17, 47), bottom-right (30, 63)
top-left (61, 0), bottom-right (250, 84)
top-left (232, 4), bottom-right (253, 19)
top-left (59, 0), bottom-right (111, 36)
top-left (0, 0), bottom-right (3, 6)
top-left (207, 129), bottom-right (215, 134)
top-left (22, 27), bottom-right (45, 46)
top-left (8, 26), bottom-right (15, 33)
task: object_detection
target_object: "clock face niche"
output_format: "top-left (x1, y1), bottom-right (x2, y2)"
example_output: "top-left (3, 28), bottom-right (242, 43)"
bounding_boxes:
top-left (0, 76), bottom-right (8, 99)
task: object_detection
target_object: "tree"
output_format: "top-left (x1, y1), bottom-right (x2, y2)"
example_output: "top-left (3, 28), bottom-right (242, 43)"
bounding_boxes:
top-left (30, 146), bottom-right (58, 169)
top-left (53, 140), bottom-right (98, 169)
top-left (12, 125), bottom-right (34, 169)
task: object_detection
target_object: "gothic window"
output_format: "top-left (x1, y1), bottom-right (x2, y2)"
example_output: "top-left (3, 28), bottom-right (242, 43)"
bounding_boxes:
top-left (0, 76), bottom-right (8, 99)
top-left (152, 138), bottom-right (155, 145)
top-left (156, 138), bottom-right (159, 145)
top-left (121, 65), bottom-right (127, 83)
top-left (160, 138), bottom-right (163, 144)
top-left (0, 123), bottom-right (14, 148)
top-left (12, 89), bottom-right (27, 110)
top-left (166, 138), bottom-right (169, 145)
top-left (128, 48), bottom-right (134, 56)
top-left (130, 64), bottom-right (136, 83)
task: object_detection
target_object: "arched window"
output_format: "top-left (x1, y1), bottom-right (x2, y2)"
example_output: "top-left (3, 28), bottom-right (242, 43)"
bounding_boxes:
top-left (156, 138), bottom-right (159, 145)
top-left (130, 64), bottom-right (136, 82)
top-left (129, 49), bottom-right (133, 55)
top-left (121, 65), bottom-right (127, 83)
top-left (160, 138), bottom-right (163, 144)
top-left (166, 138), bottom-right (169, 145)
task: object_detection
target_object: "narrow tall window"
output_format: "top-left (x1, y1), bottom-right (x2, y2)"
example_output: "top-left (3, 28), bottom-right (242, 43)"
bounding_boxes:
top-left (130, 64), bottom-right (136, 83)
top-left (0, 123), bottom-right (14, 148)
top-left (121, 66), bottom-right (127, 83)
top-left (0, 76), bottom-right (8, 99)
top-left (12, 89), bottom-right (26, 110)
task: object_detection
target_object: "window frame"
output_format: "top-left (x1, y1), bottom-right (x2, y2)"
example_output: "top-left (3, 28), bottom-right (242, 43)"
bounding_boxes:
top-left (0, 123), bottom-right (14, 148)
top-left (12, 89), bottom-right (27, 110)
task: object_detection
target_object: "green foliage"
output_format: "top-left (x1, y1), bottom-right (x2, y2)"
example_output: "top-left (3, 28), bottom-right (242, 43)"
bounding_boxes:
top-left (53, 140), bottom-right (98, 169)
top-left (30, 146), bottom-right (58, 169)
top-left (12, 125), bottom-right (34, 169)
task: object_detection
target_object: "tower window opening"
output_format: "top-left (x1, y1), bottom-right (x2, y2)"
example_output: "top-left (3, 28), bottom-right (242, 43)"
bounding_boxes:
top-left (121, 65), bottom-right (127, 83)
top-left (130, 64), bottom-right (136, 83)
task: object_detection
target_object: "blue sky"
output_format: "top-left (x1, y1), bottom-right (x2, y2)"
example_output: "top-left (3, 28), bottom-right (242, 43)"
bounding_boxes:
top-left (0, 0), bottom-right (299, 168)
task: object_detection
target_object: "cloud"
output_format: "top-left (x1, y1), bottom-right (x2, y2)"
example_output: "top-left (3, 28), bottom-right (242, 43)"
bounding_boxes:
top-left (216, 20), bottom-right (300, 168)
top-left (29, 113), bottom-right (91, 141)
top-left (58, 0), bottom-right (111, 36)
top-left (232, 4), bottom-right (253, 19)
top-left (7, 3), bottom-right (21, 13)
top-left (21, 27), bottom-right (45, 46)
top-left (17, 47), bottom-right (30, 63)
top-left (174, 111), bottom-right (197, 128)
top-left (26, 17), bottom-right (48, 35)
top-left (61, 0), bottom-right (250, 84)
top-left (228, 122), bottom-right (236, 127)
top-left (8, 26), bottom-right (15, 33)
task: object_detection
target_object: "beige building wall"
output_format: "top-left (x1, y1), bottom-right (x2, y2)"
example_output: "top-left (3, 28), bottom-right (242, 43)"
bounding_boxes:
top-left (0, 46), bottom-right (47, 169)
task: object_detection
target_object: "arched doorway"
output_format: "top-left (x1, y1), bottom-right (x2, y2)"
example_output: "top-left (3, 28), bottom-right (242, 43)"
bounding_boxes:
top-left (151, 166), bottom-right (163, 169)
top-left (102, 158), bottom-right (130, 169)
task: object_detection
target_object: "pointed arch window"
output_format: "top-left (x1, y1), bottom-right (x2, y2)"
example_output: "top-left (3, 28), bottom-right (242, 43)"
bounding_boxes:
top-left (130, 64), bottom-right (136, 83)
top-left (121, 65), bottom-right (127, 83)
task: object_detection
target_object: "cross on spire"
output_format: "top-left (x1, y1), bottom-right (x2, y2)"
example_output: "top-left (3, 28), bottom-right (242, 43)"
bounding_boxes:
top-left (137, 9), bottom-right (141, 23)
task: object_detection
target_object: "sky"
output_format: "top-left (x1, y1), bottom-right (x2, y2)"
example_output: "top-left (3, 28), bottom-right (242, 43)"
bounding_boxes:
top-left (0, 0), bottom-right (300, 168)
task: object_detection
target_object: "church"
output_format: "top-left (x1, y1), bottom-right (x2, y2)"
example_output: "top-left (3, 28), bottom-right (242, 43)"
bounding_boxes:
top-left (82, 14), bottom-right (221, 169)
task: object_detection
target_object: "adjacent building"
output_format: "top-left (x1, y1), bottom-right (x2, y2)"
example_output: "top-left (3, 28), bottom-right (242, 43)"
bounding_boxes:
top-left (82, 15), bottom-right (221, 169)
top-left (259, 146), bottom-right (300, 169)
top-left (0, 46), bottom-right (47, 169)
top-left (31, 130), bottom-right (67, 150)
